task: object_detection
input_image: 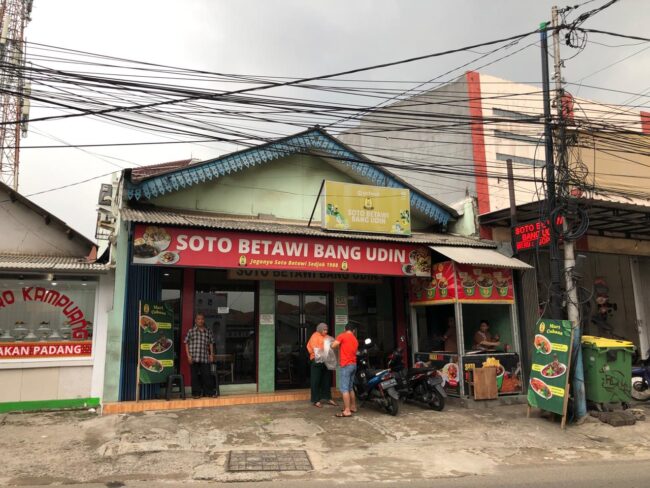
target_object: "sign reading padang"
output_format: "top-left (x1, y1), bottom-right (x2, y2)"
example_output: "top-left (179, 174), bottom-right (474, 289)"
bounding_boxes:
top-left (321, 181), bottom-right (411, 236)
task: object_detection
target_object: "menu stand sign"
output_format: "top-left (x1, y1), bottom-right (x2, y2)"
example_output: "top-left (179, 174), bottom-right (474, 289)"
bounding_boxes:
top-left (137, 301), bottom-right (175, 400)
top-left (527, 319), bottom-right (573, 429)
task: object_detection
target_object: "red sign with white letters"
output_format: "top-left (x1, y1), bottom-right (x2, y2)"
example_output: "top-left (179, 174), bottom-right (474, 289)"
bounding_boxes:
top-left (0, 341), bottom-right (92, 359)
top-left (132, 224), bottom-right (431, 277)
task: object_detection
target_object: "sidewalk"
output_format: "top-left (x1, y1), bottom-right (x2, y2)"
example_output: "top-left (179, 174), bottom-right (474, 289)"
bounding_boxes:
top-left (2, 400), bottom-right (650, 485)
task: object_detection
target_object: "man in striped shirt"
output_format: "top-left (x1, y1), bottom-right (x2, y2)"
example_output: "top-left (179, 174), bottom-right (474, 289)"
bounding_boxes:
top-left (184, 313), bottom-right (215, 398)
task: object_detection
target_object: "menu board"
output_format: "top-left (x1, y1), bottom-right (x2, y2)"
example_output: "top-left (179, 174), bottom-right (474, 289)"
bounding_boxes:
top-left (408, 261), bottom-right (456, 305)
top-left (527, 319), bottom-right (573, 416)
top-left (138, 301), bottom-right (175, 384)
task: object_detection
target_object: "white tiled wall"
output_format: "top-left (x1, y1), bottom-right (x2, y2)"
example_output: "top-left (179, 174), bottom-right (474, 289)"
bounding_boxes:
top-left (0, 366), bottom-right (93, 402)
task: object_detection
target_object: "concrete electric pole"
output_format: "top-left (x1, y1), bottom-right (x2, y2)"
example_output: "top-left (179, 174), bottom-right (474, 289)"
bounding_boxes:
top-left (0, 0), bottom-right (32, 190)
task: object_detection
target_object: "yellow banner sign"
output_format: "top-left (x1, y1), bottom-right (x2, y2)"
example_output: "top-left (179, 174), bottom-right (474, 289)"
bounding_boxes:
top-left (321, 181), bottom-right (411, 236)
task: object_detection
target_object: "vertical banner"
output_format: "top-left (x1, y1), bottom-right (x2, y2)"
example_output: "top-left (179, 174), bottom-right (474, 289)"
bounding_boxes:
top-left (138, 301), bottom-right (175, 384)
top-left (527, 319), bottom-right (573, 419)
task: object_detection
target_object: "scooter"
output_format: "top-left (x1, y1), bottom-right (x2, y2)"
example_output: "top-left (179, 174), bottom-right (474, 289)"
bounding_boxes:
top-left (387, 348), bottom-right (447, 411)
top-left (631, 348), bottom-right (650, 401)
top-left (354, 338), bottom-right (400, 416)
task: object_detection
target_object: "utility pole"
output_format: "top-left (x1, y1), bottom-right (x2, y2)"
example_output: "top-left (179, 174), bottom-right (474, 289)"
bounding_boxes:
top-left (539, 21), bottom-right (563, 320)
top-left (551, 5), bottom-right (587, 421)
top-left (0, 0), bottom-right (32, 190)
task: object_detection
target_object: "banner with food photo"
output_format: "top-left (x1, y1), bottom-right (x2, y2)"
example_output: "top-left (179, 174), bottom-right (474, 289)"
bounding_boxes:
top-left (138, 301), bottom-right (175, 384)
top-left (131, 224), bottom-right (431, 277)
top-left (408, 261), bottom-right (456, 305)
top-left (527, 319), bottom-right (573, 416)
top-left (455, 264), bottom-right (514, 303)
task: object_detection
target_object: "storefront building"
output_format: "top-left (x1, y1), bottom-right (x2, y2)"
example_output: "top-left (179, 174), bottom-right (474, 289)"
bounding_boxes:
top-left (0, 182), bottom-right (112, 412)
top-left (103, 128), bottom-right (503, 403)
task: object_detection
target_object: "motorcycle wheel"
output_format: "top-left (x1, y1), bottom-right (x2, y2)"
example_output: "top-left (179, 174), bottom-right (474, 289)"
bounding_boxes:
top-left (385, 396), bottom-right (399, 416)
top-left (429, 389), bottom-right (445, 411)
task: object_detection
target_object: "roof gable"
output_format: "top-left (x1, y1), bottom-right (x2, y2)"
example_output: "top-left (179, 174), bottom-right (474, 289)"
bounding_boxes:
top-left (126, 128), bottom-right (456, 226)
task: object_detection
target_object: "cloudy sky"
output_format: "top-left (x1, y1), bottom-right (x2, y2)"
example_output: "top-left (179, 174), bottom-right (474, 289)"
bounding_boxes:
top-left (16, 0), bottom-right (650, 239)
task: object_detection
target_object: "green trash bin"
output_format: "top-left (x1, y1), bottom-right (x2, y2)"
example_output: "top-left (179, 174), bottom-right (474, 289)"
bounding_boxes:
top-left (582, 335), bottom-right (635, 404)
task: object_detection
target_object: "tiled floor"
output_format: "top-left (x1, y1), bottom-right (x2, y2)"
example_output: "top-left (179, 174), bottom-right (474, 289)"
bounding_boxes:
top-left (227, 450), bottom-right (313, 472)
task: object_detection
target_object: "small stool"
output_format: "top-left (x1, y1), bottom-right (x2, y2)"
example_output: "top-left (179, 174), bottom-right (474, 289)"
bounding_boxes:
top-left (166, 374), bottom-right (186, 401)
top-left (210, 363), bottom-right (221, 397)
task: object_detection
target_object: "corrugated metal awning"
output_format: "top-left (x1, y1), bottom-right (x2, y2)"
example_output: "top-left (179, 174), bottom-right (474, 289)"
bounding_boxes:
top-left (430, 246), bottom-right (533, 269)
top-left (122, 207), bottom-right (495, 248)
top-left (0, 254), bottom-right (111, 273)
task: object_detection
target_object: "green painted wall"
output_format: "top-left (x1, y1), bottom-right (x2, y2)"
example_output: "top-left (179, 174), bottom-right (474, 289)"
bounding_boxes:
top-left (257, 280), bottom-right (275, 393)
top-left (103, 220), bottom-right (130, 402)
top-left (151, 154), bottom-right (355, 221)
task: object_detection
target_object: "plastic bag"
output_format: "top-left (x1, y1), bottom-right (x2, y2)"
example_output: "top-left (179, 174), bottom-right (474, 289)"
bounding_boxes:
top-left (323, 336), bottom-right (338, 370)
top-left (313, 347), bottom-right (325, 364)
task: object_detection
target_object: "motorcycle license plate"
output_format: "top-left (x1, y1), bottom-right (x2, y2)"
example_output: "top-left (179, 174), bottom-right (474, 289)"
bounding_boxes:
top-left (380, 378), bottom-right (397, 389)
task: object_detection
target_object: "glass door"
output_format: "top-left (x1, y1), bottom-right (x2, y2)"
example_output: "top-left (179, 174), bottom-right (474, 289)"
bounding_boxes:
top-left (275, 292), bottom-right (329, 390)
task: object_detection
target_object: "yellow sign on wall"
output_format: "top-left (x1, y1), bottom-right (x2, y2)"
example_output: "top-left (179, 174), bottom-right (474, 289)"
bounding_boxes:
top-left (321, 181), bottom-right (411, 236)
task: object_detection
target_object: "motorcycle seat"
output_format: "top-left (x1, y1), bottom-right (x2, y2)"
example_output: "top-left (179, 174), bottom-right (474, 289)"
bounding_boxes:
top-left (406, 368), bottom-right (436, 376)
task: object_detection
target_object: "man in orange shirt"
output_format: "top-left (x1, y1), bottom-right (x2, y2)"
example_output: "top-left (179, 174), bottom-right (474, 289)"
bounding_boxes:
top-left (332, 323), bottom-right (359, 417)
top-left (306, 323), bottom-right (337, 408)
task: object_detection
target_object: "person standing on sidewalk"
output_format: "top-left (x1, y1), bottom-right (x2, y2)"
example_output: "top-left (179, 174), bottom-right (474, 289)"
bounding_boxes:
top-left (332, 323), bottom-right (359, 417)
top-left (306, 323), bottom-right (338, 408)
top-left (184, 313), bottom-right (215, 398)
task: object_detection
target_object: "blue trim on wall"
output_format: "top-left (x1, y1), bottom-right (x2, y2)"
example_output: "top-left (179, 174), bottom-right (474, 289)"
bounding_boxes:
top-left (127, 130), bottom-right (451, 225)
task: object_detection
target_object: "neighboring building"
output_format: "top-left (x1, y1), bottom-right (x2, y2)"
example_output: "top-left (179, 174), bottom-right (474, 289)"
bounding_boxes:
top-left (0, 182), bottom-right (112, 412)
top-left (101, 128), bottom-right (530, 408)
top-left (341, 71), bottom-right (650, 357)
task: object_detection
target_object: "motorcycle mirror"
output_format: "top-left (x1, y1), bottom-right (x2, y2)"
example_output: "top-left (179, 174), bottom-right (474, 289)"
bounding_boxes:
top-left (364, 338), bottom-right (372, 345)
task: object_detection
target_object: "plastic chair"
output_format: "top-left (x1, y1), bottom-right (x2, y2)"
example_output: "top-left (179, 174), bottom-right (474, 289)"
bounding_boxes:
top-left (165, 374), bottom-right (186, 401)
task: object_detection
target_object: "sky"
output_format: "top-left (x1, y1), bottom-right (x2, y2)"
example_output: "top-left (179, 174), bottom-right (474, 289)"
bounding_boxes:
top-left (14, 0), bottom-right (650, 240)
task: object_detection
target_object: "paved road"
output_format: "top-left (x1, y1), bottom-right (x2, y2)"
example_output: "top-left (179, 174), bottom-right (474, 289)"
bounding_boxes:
top-left (22, 459), bottom-right (648, 488)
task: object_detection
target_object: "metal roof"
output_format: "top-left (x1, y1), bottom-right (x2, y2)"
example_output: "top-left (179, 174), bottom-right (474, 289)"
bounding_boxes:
top-left (480, 197), bottom-right (650, 241)
top-left (122, 207), bottom-right (494, 248)
top-left (0, 254), bottom-right (111, 273)
top-left (125, 128), bottom-right (457, 226)
top-left (430, 246), bottom-right (533, 269)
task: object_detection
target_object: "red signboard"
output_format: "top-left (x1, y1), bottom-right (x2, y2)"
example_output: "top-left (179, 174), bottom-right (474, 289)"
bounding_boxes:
top-left (409, 261), bottom-right (456, 304)
top-left (513, 216), bottom-right (564, 252)
top-left (132, 224), bottom-right (432, 277)
top-left (409, 261), bottom-right (514, 304)
top-left (0, 341), bottom-right (92, 359)
top-left (456, 263), bottom-right (513, 302)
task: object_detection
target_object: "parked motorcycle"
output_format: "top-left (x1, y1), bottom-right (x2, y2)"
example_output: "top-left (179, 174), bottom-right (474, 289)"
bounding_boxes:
top-left (631, 348), bottom-right (650, 401)
top-left (354, 338), bottom-right (400, 416)
top-left (387, 348), bottom-right (447, 411)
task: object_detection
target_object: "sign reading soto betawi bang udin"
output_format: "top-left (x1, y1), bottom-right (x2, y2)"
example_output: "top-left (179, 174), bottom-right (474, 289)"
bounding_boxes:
top-left (527, 319), bottom-right (573, 419)
top-left (138, 301), bottom-right (175, 384)
top-left (321, 181), bottom-right (411, 236)
top-left (132, 225), bottom-right (431, 277)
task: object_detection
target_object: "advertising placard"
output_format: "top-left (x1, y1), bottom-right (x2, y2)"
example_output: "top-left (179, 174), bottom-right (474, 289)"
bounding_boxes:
top-left (132, 224), bottom-right (431, 277)
top-left (408, 261), bottom-right (457, 304)
top-left (321, 181), bottom-right (411, 236)
top-left (527, 319), bottom-right (573, 418)
top-left (455, 264), bottom-right (514, 303)
top-left (138, 301), bottom-right (175, 384)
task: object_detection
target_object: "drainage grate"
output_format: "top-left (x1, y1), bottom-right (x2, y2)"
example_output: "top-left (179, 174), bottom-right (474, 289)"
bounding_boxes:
top-left (227, 450), bottom-right (313, 472)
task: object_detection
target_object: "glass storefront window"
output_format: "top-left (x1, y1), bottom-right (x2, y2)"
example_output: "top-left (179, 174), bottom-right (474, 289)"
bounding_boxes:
top-left (0, 278), bottom-right (97, 360)
top-left (161, 268), bottom-right (183, 373)
top-left (195, 270), bottom-right (256, 384)
top-left (348, 282), bottom-right (394, 368)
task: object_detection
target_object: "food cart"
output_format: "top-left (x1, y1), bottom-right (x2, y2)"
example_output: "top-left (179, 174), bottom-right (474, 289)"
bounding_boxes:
top-left (407, 248), bottom-right (532, 400)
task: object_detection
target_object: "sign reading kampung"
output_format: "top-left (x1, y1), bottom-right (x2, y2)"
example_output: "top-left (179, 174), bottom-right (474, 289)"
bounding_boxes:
top-left (408, 261), bottom-right (514, 305)
top-left (321, 181), bottom-right (411, 236)
top-left (132, 224), bottom-right (431, 277)
top-left (527, 319), bottom-right (573, 417)
top-left (138, 301), bottom-right (175, 384)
